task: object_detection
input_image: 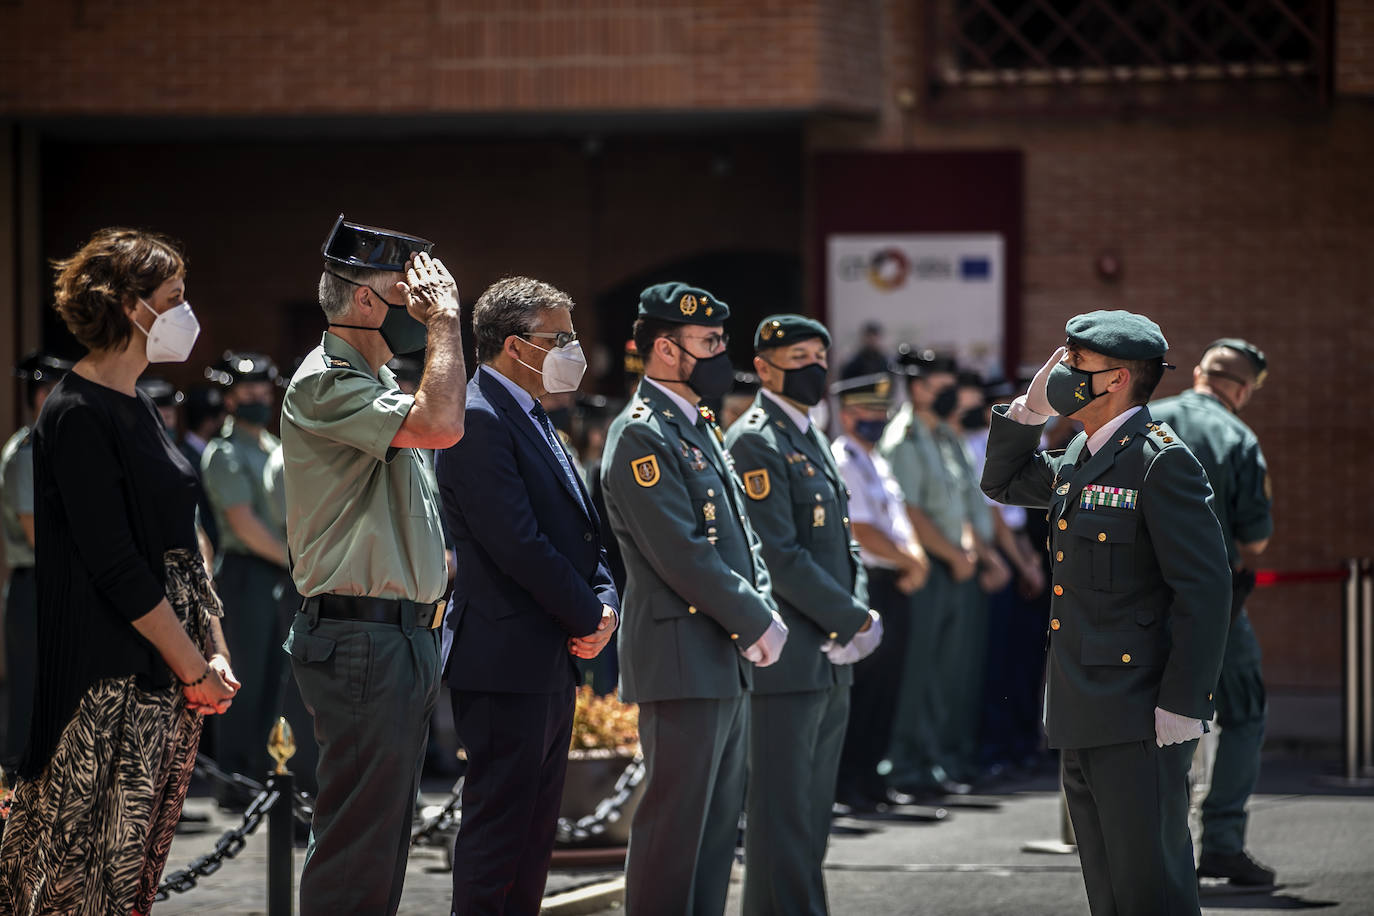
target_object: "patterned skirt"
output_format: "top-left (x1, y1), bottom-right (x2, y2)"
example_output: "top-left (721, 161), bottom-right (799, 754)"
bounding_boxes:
top-left (0, 549), bottom-right (223, 916)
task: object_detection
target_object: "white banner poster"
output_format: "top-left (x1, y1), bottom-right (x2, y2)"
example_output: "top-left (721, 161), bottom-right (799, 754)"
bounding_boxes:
top-left (826, 233), bottom-right (1005, 381)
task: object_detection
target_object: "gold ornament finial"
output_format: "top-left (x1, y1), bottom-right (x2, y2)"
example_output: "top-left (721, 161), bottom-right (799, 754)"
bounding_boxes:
top-left (268, 717), bottom-right (296, 775)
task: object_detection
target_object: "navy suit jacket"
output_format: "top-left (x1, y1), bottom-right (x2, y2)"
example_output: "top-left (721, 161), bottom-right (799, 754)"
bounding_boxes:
top-left (436, 369), bottom-right (618, 694)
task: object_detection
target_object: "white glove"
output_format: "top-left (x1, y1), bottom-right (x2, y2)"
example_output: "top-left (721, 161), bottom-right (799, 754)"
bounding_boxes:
top-left (1024, 346), bottom-right (1067, 418)
top-left (850, 611), bottom-right (884, 661)
top-left (743, 616), bottom-right (789, 667)
top-left (820, 639), bottom-right (862, 665)
top-left (1154, 706), bottom-right (1205, 747)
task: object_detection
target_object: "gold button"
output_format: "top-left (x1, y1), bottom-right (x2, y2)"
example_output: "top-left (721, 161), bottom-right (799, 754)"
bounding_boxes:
top-left (815, 493), bottom-right (823, 502)
top-left (1163, 437), bottom-right (1174, 443)
top-left (1057, 519), bottom-right (1068, 531)
top-left (1045, 512), bottom-right (1050, 521)
top-left (842, 517), bottom-right (849, 525)
top-left (1053, 585), bottom-right (1064, 596)
top-left (731, 633), bottom-right (739, 640)
top-left (1055, 550), bottom-right (1064, 562)
top-left (1050, 618), bottom-right (1060, 630)
top-left (829, 631), bottom-right (838, 639)
top-left (688, 606), bottom-right (697, 614)
top-left (707, 488), bottom-right (715, 497)
top-left (1208, 692), bottom-right (1213, 700)
top-left (1121, 653), bottom-right (1132, 663)
top-left (1098, 532), bottom-right (1107, 542)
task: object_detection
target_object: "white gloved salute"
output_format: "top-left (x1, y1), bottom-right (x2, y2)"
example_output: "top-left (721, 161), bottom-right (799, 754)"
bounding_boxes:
top-left (1154, 706), bottom-right (1206, 747)
top-left (1017, 345), bottom-right (1068, 420)
top-left (743, 613), bottom-right (789, 667)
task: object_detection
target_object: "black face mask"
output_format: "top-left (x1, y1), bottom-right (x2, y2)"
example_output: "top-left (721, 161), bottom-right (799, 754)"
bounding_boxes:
top-left (932, 384), bottom-right (959, 419)
top-left (959, 406), bottom-right (988, 431)
top-left (656, 338), bottom-right (735, 401)
top-left (325, 270), bottom-right (428, 356)
top-left (233, 401), bottom-right (272, 427)
top-left (763, 358), bottom-right (828, 407)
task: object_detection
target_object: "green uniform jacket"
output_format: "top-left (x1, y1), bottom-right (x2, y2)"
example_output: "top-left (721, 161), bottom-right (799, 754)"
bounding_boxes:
top-left (601, 381), bottom-right (778, 704)
top-left (725, 394), bottom-right (869, 694)
top-left (1149, 390), bottom-right (1272, 566)
top-left (980, 405), bottom-right (1231, 749)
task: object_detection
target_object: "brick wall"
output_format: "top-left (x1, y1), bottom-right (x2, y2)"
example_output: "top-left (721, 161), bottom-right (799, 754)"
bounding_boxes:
top-left (0, 0), bottom-right (880, 115)
top-left (808, 0), bottom-right (1374, 691)
top-left (1338, 0), bottom-right (1374, 95)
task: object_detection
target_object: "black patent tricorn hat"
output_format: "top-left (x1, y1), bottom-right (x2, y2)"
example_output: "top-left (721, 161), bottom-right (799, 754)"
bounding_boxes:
top-left (321, 214), bottom-right (434, 271)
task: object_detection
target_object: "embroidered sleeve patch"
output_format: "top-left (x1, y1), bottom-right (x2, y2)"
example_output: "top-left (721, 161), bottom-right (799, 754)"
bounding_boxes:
top-left (743, 469), bottom-right (771, 500)
top-left (631, 455), bottom-right (661, 488)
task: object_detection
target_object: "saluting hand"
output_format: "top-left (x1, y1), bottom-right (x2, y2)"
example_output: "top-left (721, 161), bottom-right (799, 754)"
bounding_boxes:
top-left (400, 251), bottom-right (461, 325)
top-left (1025, 346), bottom-right (1068, 418)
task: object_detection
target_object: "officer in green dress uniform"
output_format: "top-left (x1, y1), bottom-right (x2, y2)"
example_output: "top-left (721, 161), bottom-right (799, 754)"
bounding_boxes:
top-left (1, 352), bottom-right (71, 771)
top-left (981, 310), bottom-right (1232, 916)
top-left (878, 350), bottom-right (981, 795)
top-left (200, 351), bottom-right (292, 800)
top-left (600, 282), bottom-right (787, 915)
top-left (726, 314), bottom-right (881, 915)
top-left (1151, 338), bottom-right (1276, 887)
top-left (281, 215), bottom-right (466, 916)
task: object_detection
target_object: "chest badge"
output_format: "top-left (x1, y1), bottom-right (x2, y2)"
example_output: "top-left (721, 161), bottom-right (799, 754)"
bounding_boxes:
top-left (812, 505), bottom-right (827, 528)
top-left (631, 455), bottom-right (661, 488)
top-left (1057, 484), bottom-right (1070, 495)
top-left (703, 501), bottom-right (717, 523)
top-left (743, 469), bottom-right (771, 501)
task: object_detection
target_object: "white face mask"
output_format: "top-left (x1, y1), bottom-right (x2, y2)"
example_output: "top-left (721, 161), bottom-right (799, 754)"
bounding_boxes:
top-left (517, 339), bottom-right (587, 394)
top-left (136, 299), bottom-right (201, 363)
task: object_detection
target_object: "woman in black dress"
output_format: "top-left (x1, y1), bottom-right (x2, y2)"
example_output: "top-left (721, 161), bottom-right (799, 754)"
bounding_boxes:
top-left (0, 227), bottom-right (240, 916)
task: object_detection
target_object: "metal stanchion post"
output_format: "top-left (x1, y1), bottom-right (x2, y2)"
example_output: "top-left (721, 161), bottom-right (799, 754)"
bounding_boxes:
top-left (1022, 751), bottom-right (1076, 855)
top-left (267, 717), bottom-right (297, 916)
top-left (1361, 559), bottom-right (1373, 777)
top-left (1318, 559), bottom-right (1374, 788)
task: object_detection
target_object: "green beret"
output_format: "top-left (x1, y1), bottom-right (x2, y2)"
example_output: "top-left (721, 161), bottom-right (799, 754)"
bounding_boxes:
top-left (754, 314), bottom-right (831, 352)
top-left (830, 372), bottom-right (892, 408)
top-left (1065, 310), bottom-right (1168, 360)
top-left (637, 281), bottom-right (730, 325)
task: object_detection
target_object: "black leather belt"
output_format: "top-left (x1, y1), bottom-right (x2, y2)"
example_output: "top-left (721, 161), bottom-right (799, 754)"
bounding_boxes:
top-left (304, 594), bottom-right (444, 630)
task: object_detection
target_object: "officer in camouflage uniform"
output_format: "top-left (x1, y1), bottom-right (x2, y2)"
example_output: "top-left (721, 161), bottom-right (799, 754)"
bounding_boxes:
top-left (726, 314), bottom-right (881, 915)
top-left (981, 310), bottom-right (1231, 916)
top-left (1152, 338), bottom-right (1276, 888)
top-left (1, 352), bottom-right (71, 771)
top-left (601, 282), bottom-right (787, 915)
top-left (281, 216), bottom-right (466, 916)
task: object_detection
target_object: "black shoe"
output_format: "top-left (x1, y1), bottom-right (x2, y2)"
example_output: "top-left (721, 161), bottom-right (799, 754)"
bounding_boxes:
top-left (936, 777), bottom-right (972, 796)
top-left (883, 788), bottom-right (921, 807)
top-left (1197, 850), bottom-right (1277, 887)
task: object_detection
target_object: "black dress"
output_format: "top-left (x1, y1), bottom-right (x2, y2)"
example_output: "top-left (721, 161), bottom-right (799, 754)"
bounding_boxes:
top-left (0, 371), bottom-right (224, 916)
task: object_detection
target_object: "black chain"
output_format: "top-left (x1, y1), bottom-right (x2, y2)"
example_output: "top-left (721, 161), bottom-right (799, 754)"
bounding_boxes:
top-left (196, 753), bottom-right (314, 826)
top-left (154, 787), bottom-right (279, 900)
top-left (556, 754), bottom-right (645, 845)
top-left (410, 777), bottom-right (464, 848)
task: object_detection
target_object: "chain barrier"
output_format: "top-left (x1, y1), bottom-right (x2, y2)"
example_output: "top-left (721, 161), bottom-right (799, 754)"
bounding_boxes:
top-left (411, 777), bottom-right (465, 849)
top-left (154, 786), bottom-right (279, 900)
top-left (556, 754), bottom-right (646, 845)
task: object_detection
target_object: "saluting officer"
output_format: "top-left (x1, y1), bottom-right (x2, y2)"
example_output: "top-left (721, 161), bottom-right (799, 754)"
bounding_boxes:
top-left (1, 352), bottom-right (71, 771)
top-left (200, 351), bottom-right (290, 802)
top-left (981, 310), bottom-right (1232, 916)
top-left (281, 216), bottom-right (465, 916)
top-left (726, 314), bottom-right (882, 915)
top-left (1151, 338), bottom-right (1276, 888)
top-left (600, 282), bottom-right (787, 915)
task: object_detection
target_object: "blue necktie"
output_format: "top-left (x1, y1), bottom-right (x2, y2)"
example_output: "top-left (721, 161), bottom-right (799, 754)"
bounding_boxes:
top-left (531, 402), bottom-right (589, 517)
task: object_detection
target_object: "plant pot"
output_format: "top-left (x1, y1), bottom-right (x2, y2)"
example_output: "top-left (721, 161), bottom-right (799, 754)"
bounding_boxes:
top-left (558, 748), bottom-right (644, 847)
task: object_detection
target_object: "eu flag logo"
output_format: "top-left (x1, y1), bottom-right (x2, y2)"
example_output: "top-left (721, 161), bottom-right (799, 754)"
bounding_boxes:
top-left (959, 256), bottom-right (991, 281)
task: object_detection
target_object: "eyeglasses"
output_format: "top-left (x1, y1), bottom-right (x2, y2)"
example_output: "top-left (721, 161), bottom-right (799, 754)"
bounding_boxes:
top-left (524, 330), bottom-right (579, 349)
top-left (677, 331), bottom-right (730, 355)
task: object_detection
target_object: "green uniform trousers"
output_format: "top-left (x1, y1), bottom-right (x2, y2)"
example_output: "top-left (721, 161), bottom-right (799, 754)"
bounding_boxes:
top-left (940, 578), bottom-right (987, 783)
top-left (286, 611), bottom-right (441, 916)
top-left (1064, 738), bottom-right (1201, 916)
top-left (887, 560), bottom-right (951, 788)
top-left (1200, 611), bottom-right (1266, 857)
top-left (743, 685), bottom-right (849, 916)
top-left (215, 552), bottom-right (290, 786)
top-left (625, 696), bottom-right (747, 916)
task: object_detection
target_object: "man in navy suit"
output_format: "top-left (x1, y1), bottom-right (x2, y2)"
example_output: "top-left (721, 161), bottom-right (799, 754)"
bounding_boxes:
top-left (436, 277), bottom-right (619, 915)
